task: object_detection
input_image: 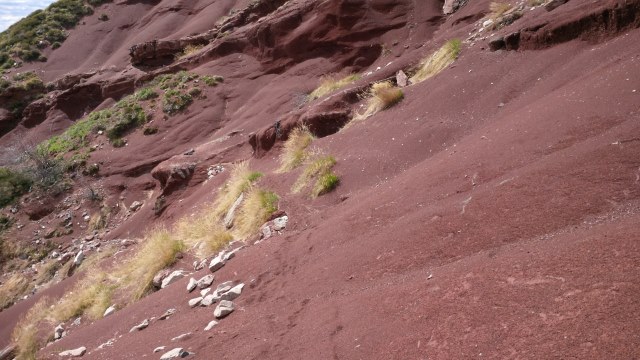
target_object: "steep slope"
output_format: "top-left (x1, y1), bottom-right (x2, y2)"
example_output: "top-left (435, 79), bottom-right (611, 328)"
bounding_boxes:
top-left (0, 0), bottom-right (639, 359)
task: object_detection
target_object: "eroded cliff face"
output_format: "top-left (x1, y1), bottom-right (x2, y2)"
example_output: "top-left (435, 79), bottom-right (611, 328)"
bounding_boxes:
top-left (1, 0), bottom-right (640, 359)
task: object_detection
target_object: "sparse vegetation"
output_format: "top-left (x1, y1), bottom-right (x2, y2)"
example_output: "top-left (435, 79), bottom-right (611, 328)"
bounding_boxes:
top-left (12, 297), bottom-right (50, 360)
top-left (487, 2), bottom-right (522, 29)
top-left (489, 2), bottom-right (513, 20)
top-left (235, 189), bottom-right (279, 237)
top-left (202, 75), bottom-right (224, 87)
top-left (277, 125), bottom-right (314, 172)
top-left (0, 167), bottom-right (32, 208)
top-left (409, 39), bottom-right (461, 84)
top-left (0, 0), bottom-right (113, 69)
top-left (309, 74), bottom-right (360, 101)
top-left (88, 205), bottom-right (110, 231)
top-left (175, 211), bottom-right (233, 258)
top-left (135, 87), bottom-right (158, 101)
top-left (162, 89), bottom-right (193, 114)
top-left (293, 155), bottom-right (339, 197)
top-left (351, 81), bottom-right (404, 123)
top-left (213, 162), bottom-right (263, 218)
top-left (0, 273), bottom-right (30, 310)
top-left (178, 44), bottom-right (204, 59)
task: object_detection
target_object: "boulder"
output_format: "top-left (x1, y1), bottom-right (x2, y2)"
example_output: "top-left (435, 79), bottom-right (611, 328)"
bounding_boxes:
top-left (208, 253), bottom-right (225, 273)
top-left (188, 297), bottom-right (203, 308)
top-left (129, 319), bottom-right (149, 332)
top-left (186, 278), bottom-right (197, 292)
top-left (396, 70), bottom-right (408, 87)
top-left (204, 320), bottom-right (218, 331)
top-left (197, 274), bottom-right (214, 289)
top-left (73, 251), bottom-right (84, 266)
top-left (214, 281), bottom-right (234, 295)
top-left (161, 271), bottom-right (186, 289)
top-left (272, 215), bottom-right (288, 231)
top-left (200, 294), bottom-right (218, 307)
top-left (220, 283), bottom-right (244, 301)
top-left (160, 348), bottom-right (190, 360)
top-left (200, 288), bottom-right (211, 297)
top-left (153, 269), bottom-right (172, 288)
top-left (58, 347), bottom-right (86, 357)
top-left (214, 300), bottom-right (235, 319)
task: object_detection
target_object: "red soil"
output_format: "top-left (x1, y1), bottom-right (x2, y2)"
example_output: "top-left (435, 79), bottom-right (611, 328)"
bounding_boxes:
top-left (1, 0), bottom-right (640, 358)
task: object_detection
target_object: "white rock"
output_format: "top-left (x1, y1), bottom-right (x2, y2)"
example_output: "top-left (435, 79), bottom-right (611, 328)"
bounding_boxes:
top-left (214, 281), bottom-right (234, 295)
top-left (188, 297), bottom-right (203, 308)
top-left (204, 320), bottom-right (218, 331)
top-left (129, 319), bottom-right (149, 332)
top-left (261, 225), bottom-right (272, 239)
top-left (214, 300), bottom-right (235, 319)
top-left (186, 278), bottom-right (197, 292)
top-left (160, 348), bottom-right (189, 359)
top-left (220, 283), bottom-right (244, 301)
top-left (208, 253), bottom-right (225, 273)
top-left (161, 271), bottom-right (185, 289)
top-left (272, 216), bottom-right (288, 231)
top-left (153, 346), bottom-right (166, 353)
top-left (83, 215), bottom-right (90, 222)
top-left (223, 246), bottom-right (242, 261)
top-left (129, 201), bottom-right (142, 212)
top-left (171, 333), bottom-right (191, 341)
top-left (103, 305), bottom-right (116, 317)
top-left (197, 274), bottom-right (214, 289)
top-left (58, 346), bottom-right (86, 357)
top-left (73, 251), bottom-right (84, 266)
top-left (159, 308), bottom-right (176, 320)
top-left (200, 294), bottom-right (217, 307)
top-left (54, 324), bottom-right (65, 340)
top-left (200, 288), bottom-right (211, 297)
top-left (223, 193), bottom-right (244, 228)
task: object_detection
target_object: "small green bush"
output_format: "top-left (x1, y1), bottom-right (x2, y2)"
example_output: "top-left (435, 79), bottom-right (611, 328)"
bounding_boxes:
top-left (162, 89), bottom-right (192, 114)
top-left (202, 75), bottom-right (223, 86)
top-left (0, 167), bottom-right (31, 208)
top-left (135, 87), bottom-right (158, 101)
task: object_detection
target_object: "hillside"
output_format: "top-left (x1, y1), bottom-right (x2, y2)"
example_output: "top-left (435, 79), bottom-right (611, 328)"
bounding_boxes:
top-left (0, 0), bottom-right (639, 359)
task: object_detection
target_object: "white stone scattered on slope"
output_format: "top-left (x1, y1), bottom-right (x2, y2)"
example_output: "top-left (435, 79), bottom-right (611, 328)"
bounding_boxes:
top-left (272, 216), bottom-right (288, 231)
top-left (208, 253), bottom-right (225, 273)
top-left (161, 270), bottom-right (186, 289)
top-left (159, 308), bottom-right (176, 320)
top-left (73, 251), bottom-right (84, 266)
top-left (186, 278), bottom-right (197, 292)
top-left (200, 294), bottom-right (217, 307)
top-left (171, 333), bottom-right (192, 341)
top-left (129, 319), bottom-right (149, 332)
top-left (215, 281), bottom-right (234, 295)
top-left (220, 283), bottom-right (244, 301)
top-left (160, 348), bottom-right (190, 359)
top-left (214, 300), bottom-right (235, 319)
top-left (204, 320), bottom-right (219, 331)
top-left (54, 324), bottom-right (65, 340)
top-left (153, 346), bottom-right (166, 353)
top-left (188, 297), bottom-right (203, 308)
top-left (197, 274), bottom-right (214, 289)
top-left (58, 346), bottom-right (86, 357)
top-left (103, 305), bottom-right (116, 317)
top-left (200, 288), bottom-right (211, 297)
top-left (223, 193), bottom-right (244, 229)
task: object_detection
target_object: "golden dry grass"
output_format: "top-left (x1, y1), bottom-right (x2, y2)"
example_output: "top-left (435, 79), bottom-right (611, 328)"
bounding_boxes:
top-left (0, 273), bottom-right (30, 310)
top-left (234, 188), bottom-right (279, 238)
top-left (489, 2), bottom-right (513, 19)
top-left (88, 205), bottom-right (110, 231)
top-left (213, 162), bottom-right (263, 218)
top-left (178, 44), bottom-right (204, 59)
top-left (175, 210), bottom-right (233, 258)
top-left (312, 171), bottom-right (340, 198)
top-left (409, 39), bottom-right (461, 84)
top-left (351, 81), bottom-right (404, 123)
top-left (277, 126), bottom-right (314, 173)
top-left (12, 297), bottom-right (51, 360)
top-left (49, 273), bottom-right (115, 322)
top-left (292, 155), bottom-right (339, 197)
top-left (309, 74), bottom-right (360, 101)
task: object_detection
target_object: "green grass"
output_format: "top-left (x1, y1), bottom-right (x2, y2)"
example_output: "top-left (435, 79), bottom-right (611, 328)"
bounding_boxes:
top-left (235, 189), bottom-right (279, 238)
top-left (0, 0), bottom-right (113, 69)
top-left (292, 155), bottom-right (339, 197)
top-left (202, 75), bottom-right (224, 86)
top-left (0, 167), bottom-right (32, 208)
top-left (135, 87), bottom-right (158, 101)
top-left (162, 89), bottom-right (193, 114)
top-left (313, 171), bottom-right (339, 197)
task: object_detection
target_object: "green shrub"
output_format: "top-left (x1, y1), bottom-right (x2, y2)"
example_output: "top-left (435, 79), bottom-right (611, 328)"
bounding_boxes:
top-left (162, 89), bottom-right (192, 114)
top-left (135, 87), bottom-right (158, 101)
top-left (106, 99), bottom-right (147, 140)
top-left (202, 75), bottom-right (223, 86)
top-left (0, 168), bottom-right (31, 208)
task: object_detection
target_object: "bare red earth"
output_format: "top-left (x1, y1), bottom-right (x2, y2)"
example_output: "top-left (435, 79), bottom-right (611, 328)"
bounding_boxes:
top-left (1, 0), bottom-right (640, 359)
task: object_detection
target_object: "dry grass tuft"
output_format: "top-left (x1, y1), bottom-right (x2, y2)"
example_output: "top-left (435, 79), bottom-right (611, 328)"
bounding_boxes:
top-left (178, 44), bottom-right (204, 59)
top-left (0, 273), bottom-right (30, 310)
top-left (12, 298), bottom-right (51, 360)
top-left (277, 126), bottom-right (314, 173)
top-left (49, 273), bottom-right (115, 322)
top-left (351, 81), bottom-right (404, 123)
top-left (88, 205), bottom-right (110, 231)
top-left (409, 39), bottom-right (461, 84)
top-left (234, 188), bottom-right (279, 238)
top-left (489, 2), bottom-right (513, 19)
top-left (175, 211), bottom-right (233, 259)
top-left (213, 162), bottom-right (263, 218)
top-left (120, 228), bottom-right (184, 300)
top-left (309, 74), bottom-right (360, 101)
top-left (293, 155), bottom-right (339, 197)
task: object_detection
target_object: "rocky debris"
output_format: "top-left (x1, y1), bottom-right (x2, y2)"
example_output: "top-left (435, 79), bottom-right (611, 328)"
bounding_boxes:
top-left (208, 253), bottom-right (226, 273)
top-left (54, 324), bottom-right (65, 340)
top-left (200, 294), bottom-right (218, 307)
top-left (186, 278), bottom-right (197, 292)
top-left (200, 288), bottom-right (211, 297)
top-left (193, 258), bottom-right (208, 271)
top-left (161, 270), bottom-right (186, 289)
top-left (188, 297), bottom-right (203, 307)
top-left (159, 308), bottom-right (176, 320)
top-left (223, 246), bottom-right (243, 261)
top-left (207, 165), bottom-right (224, 179)
top-left (160, 348), bottom-right (190, 360)
top-left (121, 239), bottom-right (137, 248)
top-left (58, 252), bottom-right (73, 265)
top-left (129, 201), bottom-right (143, 212)
top-left (103, 305), bottom-right (116, 317)
top-left (96, 338), bottom-right (115, 350)
top-left (260, 215), bottom-right (288, 240)
top-left (204, 320), bottom-right (219, 331)
top-left (129, 319), bottom-right (149, 332)
top-left (214, 281), bottom-right (234, 295)
top-left (153, 346), bottom-right (166, 353)
top-left (223, 194), bottom-right (244, 229)
top-left (396, 70), bottom-right (408, 87)
top-left (220, 283), bottom-right (244, 301)
top-left (58, 347), bottom-right (86, 357)
top-left (197, 274), bottom-right (214, 289)
top-left (443, 0), bottom-right (468, 14)
top-left (151, 162), bottom-right (197, 195)
top-left (261, 226), bottom-right (272, 239)
top-left (272, 215), bottom-right (288, 231)
top-left (153, 269), bottom-right (172, 288)
top-left (171, 333), bottom-right (192, 341)
top-left (214, 300), bottom-right (235, 319)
